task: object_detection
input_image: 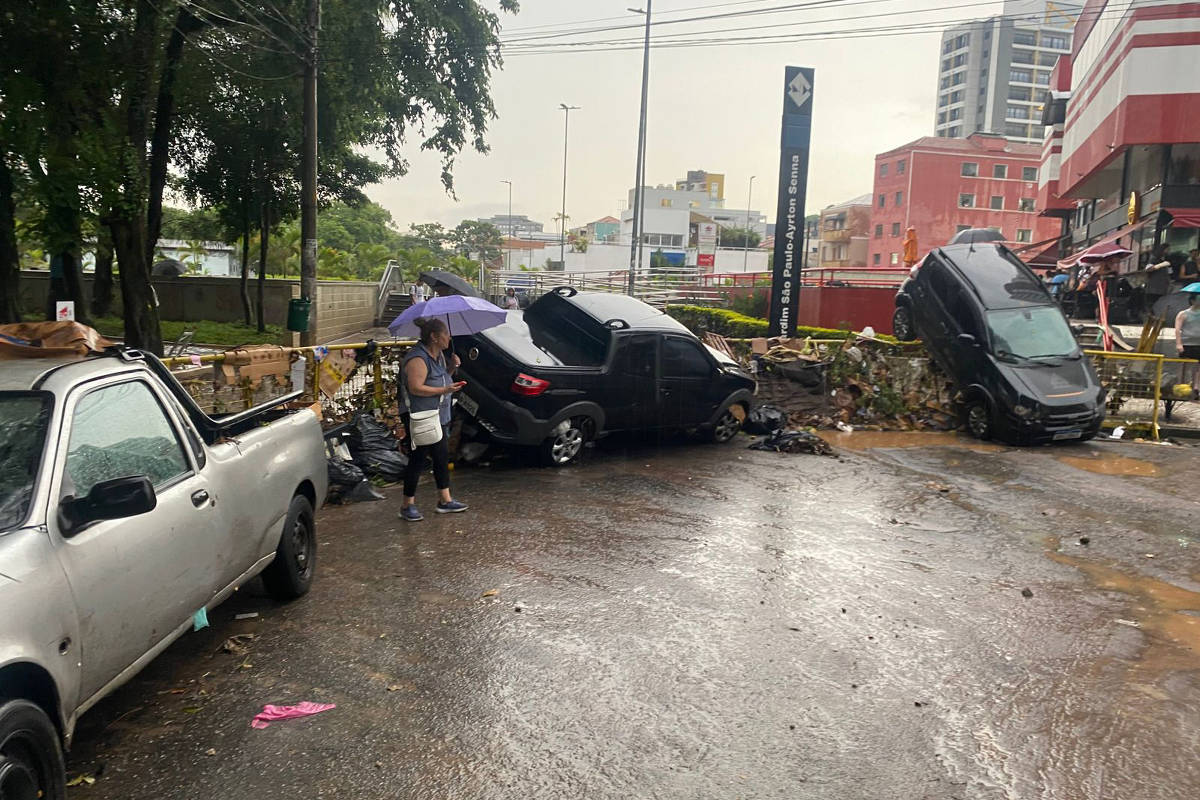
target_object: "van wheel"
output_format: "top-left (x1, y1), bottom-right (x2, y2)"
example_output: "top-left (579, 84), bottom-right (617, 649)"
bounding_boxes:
top-left (541, 418), bottom-right (590, 466)
top-left (261, 495), bottom-right (317, 600)
top-left (707, 406), bottom-right (743, 443)
top-left (965, 401), bottom-right (992, 440)
top-left (0, 698), bottom-right (66, 800)
top-left (892, 306), bottom-right (916, 341)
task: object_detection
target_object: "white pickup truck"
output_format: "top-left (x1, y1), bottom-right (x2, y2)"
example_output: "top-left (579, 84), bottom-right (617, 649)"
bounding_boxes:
top-left (0, 347), bottom-right (328, 799)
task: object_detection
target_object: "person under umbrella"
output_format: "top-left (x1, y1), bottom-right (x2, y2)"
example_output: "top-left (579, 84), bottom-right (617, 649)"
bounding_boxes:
top-left (1174, 283), bottom-right (1200, 392)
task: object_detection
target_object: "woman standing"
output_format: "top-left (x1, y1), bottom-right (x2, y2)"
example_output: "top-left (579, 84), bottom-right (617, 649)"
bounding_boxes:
top-left (1175, 284), bottom-right (1200, 392)
top-left (399, 317), bottom-right (468, 521)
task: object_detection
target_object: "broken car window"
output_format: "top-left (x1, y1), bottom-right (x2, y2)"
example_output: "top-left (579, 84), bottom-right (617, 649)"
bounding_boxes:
top-left (0, 392), bottom-right (53, 531)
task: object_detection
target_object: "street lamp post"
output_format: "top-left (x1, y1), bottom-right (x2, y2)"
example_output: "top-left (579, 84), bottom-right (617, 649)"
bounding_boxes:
top-left (559, 103), bottom-right (580, 267)
top-left (501, 179), bottom-right (513, 272)
top-left (626, 2), bottom-right (652, 295)
top-left (744, 175), bottom-right (756, 271)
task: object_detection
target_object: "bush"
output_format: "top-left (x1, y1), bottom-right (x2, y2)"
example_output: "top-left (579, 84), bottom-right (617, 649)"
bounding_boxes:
top-left (665, 305), bottom-right (900, 344)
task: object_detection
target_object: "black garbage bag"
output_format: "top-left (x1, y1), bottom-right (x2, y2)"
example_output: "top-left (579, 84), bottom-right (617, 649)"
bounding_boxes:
top-left (744, 404), bottom-right (786, 435)
top-left (328, 456), bottom-right (364, 487)
top-left (355, 339), bottom-right (378, 366)
top-left (749, 429), bottom-right (835, 456)
top-left (347, 412), bottom-right (408, 482)
top-left (342, 479), bottom-right (386, 503)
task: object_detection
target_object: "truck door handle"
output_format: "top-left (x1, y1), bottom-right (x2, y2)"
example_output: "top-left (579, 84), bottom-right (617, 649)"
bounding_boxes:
top-left (191, 489), bottom-right (210, 508)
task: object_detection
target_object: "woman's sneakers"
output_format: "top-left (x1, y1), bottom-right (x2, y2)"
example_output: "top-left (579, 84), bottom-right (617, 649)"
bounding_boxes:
top-left (436, 500), bottom-right (469, 514)
top-left (399, 505), bottom-right (423, 522)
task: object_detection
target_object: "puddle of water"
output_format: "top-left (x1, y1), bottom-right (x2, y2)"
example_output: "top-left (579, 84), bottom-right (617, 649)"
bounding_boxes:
top-left (1048, 547), bottom-right (1200, 669)
top-left (826, 430), bottom-right (1003, 453)
top-left (1055, 453), bottom-right (1160, 477)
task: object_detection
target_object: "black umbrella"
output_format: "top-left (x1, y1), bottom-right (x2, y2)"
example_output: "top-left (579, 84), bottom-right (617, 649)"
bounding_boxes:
top-left (1152, 291), bottom-right (1192, 321)
top-left (419, 269), bottom-right (479, 297)
top-left (948, 228), bottom-right (1006, 245)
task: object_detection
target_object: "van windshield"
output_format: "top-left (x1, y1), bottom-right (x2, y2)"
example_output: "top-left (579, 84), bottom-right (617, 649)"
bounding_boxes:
top-left (0, 392), bottom-right (52, 531)
top-left (986, 307), bottom-right (1079, 360)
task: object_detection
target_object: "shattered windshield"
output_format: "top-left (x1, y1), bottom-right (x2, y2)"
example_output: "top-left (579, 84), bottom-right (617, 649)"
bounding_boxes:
top-left (986, 306), bottom-right (1079, 360)
top-left (0, 392), bottom-right (53, 532)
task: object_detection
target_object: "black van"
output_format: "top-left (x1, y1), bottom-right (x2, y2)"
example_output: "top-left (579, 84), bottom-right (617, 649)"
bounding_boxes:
top-left (892, 242), bottom-right (1105, 443)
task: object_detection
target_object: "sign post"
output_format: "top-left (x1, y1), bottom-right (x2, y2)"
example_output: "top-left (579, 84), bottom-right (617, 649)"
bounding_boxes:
top-left (768, 66), bottom-right (814, 338)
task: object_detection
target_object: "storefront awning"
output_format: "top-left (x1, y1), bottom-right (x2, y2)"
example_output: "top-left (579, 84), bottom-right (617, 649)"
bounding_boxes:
top-left (1057, 220), bottom-right (1148, 270)
top-left (1166, 208), bottom-right (1200, 228)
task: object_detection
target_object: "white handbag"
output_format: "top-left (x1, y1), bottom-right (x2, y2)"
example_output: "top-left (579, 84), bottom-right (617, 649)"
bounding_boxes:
top-left (409, 408), bottom-right (443, 447)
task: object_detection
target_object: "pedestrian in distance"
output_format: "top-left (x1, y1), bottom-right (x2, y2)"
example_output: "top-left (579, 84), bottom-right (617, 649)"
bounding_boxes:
top-left (503, 287), bottom-right (519, 310)
top-left (398, 317), bottom-right (468, 521)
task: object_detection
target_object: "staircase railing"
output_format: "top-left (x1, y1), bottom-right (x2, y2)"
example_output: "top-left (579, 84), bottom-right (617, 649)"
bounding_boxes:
top-left (375, 260), bottom-right (402, 324)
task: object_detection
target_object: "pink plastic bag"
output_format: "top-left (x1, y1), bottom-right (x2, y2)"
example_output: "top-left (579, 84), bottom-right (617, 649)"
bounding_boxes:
top-left (250, 701), bottom-right (336, 729)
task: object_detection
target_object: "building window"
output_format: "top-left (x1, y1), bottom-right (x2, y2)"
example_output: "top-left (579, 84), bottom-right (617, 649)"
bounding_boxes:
top-left (948, 126), bottom-right (961, 137)
top-left (1034, 89), bottom-right (1048, 103)
top-left (990, 196), bottom-right (1004, 210)
top-left (1038, 52), bottom-right (1058, 67)
top-left (940, 76), bottom-right (950, 90)
top-left (941, 58), bottom-right (951, 72)
top-left (959, 193), bottom-right (975, 208)
top-left (897, 159), bottom-right (906, 174)
top-left (953, 54), bottom-right (967, 67)
top-left (1006, 123), bottom-right (1030, 138)
top-left (1013, 31), bottom-right (1036, 46)
top-left (961, 162), bottom-right (978, 177)
top-left (1019, 197), bottom-right (1035, 212)
top-left (949, 108), bottom-right (962, 121)
top-left (1022, 166), bottom-right (1038, 181)
top-left (890, 252), bottom-right (899, 265)
top-left (1043, 34), bottom-right (1068, 50)
top-left (895, 191), bottom-right (904, 206)
top-left (950, 90), bottom-right (963, 103)
top-left (1016, 229), bottom-right (1032, 242)
top-left (950, 71), bottom-right (966, 86)
top-left (878, 194), bottom-right (886, 208)
top-left (1012, 50), bottom-right (1034, 65)
top-left (660, 198), bottom-right (672, 207)
top-left (879, 163), bottom-right (889, 177)
top-left (1034, 71), bottom-right (1050, 86)
top-left (1010, 69), bottom-right (1032, 83)
top-left (939, 94), bottom-right (949, 107)
top-left (938, 111), bottom-right (947, 124)
top-left (874, 224), bottom-right (883, 238)
top-left (955, 34), bottom-right (969, 49)
top-left (1007, 105), bottom-right (1028, 120)
top-left (943, 39), bottom-right (954, 55)
top-left (993, 164), bottom-right (1008, 179)
top-left (891, 222), bottom-right (901, 236)
top-left (873, 253), bottom-right (881, 265)
top-left (1009, 86), bottom-right (1031, 102)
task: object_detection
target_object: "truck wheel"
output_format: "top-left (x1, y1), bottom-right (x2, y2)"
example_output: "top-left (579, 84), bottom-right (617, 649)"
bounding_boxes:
top-left (261, 495), bottom-right (317, 600)
top-left (0, 698), bottom-right (66, 800)
top-left (541, 418), bottom-right (590, 466)
top-left (965, 400), bottom-right (993, 440)
top-left (892, 306), bottom-right (916, 341)
top-left (707, 406), bottom-right (743, 444)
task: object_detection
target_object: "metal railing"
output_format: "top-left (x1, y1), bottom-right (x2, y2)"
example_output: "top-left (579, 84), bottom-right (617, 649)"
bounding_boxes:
top-left (484, 267), bottom-right (724, 307)
top-left (374, 260), bottom-right (403, 322)
top-left (1086, 350), bottom-right (1163, 439)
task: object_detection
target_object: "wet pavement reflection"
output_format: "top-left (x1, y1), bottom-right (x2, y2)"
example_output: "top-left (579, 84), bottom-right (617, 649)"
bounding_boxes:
top-left (68, 435), bottom-right (1200, 799)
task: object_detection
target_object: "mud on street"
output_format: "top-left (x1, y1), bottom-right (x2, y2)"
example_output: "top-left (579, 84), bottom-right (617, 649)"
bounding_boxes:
top-left (68, 435), bottom-right (1200, 799)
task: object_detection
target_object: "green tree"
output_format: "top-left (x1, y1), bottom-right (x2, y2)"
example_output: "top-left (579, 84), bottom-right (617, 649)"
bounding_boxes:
top-left (159, 207), bottom-right (227, 242)
top-left (451, 219), bottom-right (503, 263)
top-left (718, 226), bottom-right (761, 249)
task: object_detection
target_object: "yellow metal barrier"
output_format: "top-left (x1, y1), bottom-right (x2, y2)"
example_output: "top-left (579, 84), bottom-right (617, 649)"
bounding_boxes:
top-left (1085, 350), bottom-right (1162, 439)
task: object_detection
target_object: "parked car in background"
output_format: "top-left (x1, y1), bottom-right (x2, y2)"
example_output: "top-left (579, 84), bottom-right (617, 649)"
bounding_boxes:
top-left (453, 287), bottom-right (757, 464)
top-left (0, 349), bottom-right (327, 800)
top-left (892, 242), bottom-right (1105, 443)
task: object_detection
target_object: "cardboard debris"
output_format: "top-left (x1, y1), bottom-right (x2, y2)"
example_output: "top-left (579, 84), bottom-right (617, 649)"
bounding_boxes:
top-left (0, 321), bottom-right (113, 359)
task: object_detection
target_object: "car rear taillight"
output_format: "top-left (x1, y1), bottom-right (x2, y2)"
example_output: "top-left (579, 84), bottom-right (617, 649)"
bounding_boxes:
top-left (511, 373), bottom-right (550, 396)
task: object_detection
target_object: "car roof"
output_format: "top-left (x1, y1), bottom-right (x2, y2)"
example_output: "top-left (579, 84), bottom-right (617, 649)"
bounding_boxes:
top-left (935, 243), bottom-right (1051, 310)
top-left (0, 354), bottom-right (143, 392)
top-left (547, 290), bottom-right (692, 333)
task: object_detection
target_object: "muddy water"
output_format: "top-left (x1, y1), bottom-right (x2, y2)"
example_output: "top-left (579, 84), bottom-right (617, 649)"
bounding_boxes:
top-left (826, 430), bottom-right (1005, 452)
top-left (1056, 452), bottom-right (1161, 477)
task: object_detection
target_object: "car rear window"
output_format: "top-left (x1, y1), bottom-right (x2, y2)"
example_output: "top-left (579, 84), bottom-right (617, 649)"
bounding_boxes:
top-left (478, 312), bottom-right (564, 366)
top-left (524, 301), bottom-right (610, 366)
top-left (0, 391), bottom-right (53, 531)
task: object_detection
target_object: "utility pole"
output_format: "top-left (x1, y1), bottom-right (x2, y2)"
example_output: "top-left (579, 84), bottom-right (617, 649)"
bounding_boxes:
top-left (744, 175), bottom-right (756, 271)
top-left (559, 104), bottom-right (579, 267)
top-left (626, 2), bottom-right (652, 295)
top-left (501, 180), bottom-right (512, 271)
top-left (299, 0), bottom-right (320, 346)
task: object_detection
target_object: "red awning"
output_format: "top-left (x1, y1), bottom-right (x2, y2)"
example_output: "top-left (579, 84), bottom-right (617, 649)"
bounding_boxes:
top-left (1057, 220), bottom-right (1148, 270)
top-left (1166, 208), bottom-right (1200, 228)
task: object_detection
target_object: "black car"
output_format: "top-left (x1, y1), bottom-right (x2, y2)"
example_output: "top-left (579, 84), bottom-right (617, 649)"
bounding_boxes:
top-left (891, 243), bottom-right (1105, 443)
top-left (452, 287), bottom-right (757, 464)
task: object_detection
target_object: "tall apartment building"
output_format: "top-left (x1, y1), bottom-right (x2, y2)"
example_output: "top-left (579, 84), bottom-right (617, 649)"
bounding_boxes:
top-left (934, 0), bottom-right (1081, 144)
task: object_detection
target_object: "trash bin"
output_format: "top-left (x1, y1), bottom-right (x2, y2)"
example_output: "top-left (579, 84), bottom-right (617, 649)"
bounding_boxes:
top-left (287, 298), bottom-right (311, 332)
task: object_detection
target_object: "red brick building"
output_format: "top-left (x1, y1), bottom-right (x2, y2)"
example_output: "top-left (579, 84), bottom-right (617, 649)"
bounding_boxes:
top-left (869, 133), bottom-right (1061, 267)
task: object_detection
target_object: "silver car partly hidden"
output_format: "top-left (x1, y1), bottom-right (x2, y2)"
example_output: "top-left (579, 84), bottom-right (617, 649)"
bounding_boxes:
top-left (0, 349), bottom-right (327, 799)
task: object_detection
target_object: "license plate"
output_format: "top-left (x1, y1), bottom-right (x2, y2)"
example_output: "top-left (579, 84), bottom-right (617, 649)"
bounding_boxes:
top-left (457, 393), bottom-right (479, 417)
top-left (1052, 429), bottom-right (1082, 441)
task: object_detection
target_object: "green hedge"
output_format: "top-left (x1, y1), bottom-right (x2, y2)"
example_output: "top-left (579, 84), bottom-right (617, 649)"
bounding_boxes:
top-left (665, 305), bottom-right (900, 344)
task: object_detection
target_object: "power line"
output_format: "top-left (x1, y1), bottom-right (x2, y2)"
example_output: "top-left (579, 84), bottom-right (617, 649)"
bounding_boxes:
top-left (500, 0), bottom-right (785, 33)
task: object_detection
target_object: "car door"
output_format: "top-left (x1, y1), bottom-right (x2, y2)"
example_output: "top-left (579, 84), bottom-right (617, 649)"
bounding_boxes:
top-left (604, 333), bottom-right (659, 431)
top-left (47, 377), bottom-right (222, 702)
top-left (658, 335), bottom-right (719, 429)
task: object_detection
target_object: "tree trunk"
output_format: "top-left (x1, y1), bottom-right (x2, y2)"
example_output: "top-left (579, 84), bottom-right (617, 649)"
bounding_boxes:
top-left (257, 203), bottom-right (269, 333)
top-left (0, 155), bottom-right (21, 324)
top-left (241, 200), bottom-right (252, 326)
top-left (61, 248), bottom-right (89, 325)
top-left (110, 217), bottom-right (163, 355)
top-left (91, 225), bottom-right (115, 317)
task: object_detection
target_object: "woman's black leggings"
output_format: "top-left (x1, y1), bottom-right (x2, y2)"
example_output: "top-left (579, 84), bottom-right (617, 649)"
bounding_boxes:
top-left (403, 425), bottom-right (450, 497)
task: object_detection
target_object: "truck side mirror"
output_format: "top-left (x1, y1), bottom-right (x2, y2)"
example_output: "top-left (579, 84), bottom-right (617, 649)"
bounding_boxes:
top-left (61, 475), bottom-right (157, 534)
top-left (957, 333), bottom-right (979, 346)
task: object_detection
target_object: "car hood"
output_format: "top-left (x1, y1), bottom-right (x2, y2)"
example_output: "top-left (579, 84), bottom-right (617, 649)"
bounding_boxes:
top-left (995, 356), bottom-right (1096, 403)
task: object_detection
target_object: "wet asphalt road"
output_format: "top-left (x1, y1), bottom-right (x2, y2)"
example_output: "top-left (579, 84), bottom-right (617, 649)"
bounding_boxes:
top-left (68, 433), bottom-right (1200, 799)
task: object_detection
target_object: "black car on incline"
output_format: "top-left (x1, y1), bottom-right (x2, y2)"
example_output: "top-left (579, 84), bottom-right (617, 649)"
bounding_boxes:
top-left (452, 287), bottom-right (757, 465)
top-left (891, 241), bottom-right (1105, 444)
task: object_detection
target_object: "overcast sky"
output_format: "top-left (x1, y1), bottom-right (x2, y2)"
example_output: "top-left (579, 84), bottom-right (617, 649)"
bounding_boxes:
top-left (366, 0), bottom-right (1008, 233)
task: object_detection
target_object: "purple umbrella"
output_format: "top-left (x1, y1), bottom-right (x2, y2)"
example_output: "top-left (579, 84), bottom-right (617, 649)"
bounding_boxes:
top-left (388, 294), bottom-right (507, 338)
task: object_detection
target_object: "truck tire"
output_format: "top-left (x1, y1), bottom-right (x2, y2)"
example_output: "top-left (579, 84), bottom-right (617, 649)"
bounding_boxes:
top-left (261, 495), bottom-right (317, 600)
top-left (965, 400), bottom-right (993, 440)
top-left (892, 306), bottom-right (916, 341)
top-left (706, 405), bottom-right (744, 444)
top-left (0, 698), bottom-right (66, 800)
top-left (541, 417), bottom-right (591, 466)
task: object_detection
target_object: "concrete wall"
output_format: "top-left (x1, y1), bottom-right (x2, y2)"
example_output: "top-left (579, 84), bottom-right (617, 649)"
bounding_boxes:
top-left (312, 280), bottom-right (378, 342)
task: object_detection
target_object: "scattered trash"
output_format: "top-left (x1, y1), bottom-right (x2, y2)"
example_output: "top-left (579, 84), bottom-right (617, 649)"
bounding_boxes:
top-left (514, 606), bottom-right (523, 613)
top-left (1115, 619), bottom-right (1141, 628)
top-left (347, 412), bottom-right (408, 483)
top-left (192, 607), bottom-right (209, 632)
top-left (835, 421), bottom-right (854, 433)
top-left (1144, 553), bottom-right (1156, 558)
top-left (206, 748), bottom-right (217, 756)
top-left (219, 633), bottom-right (257, 657)
top-left (1021, 588), bottom-right (1034, 598)
top-left (913, 701), bottom-right (924, 708)
top-left (234, 612), bottom-right (259, 620)
top-left (1110, 426), bottom-right (1126, 439)
top-left (481, 589), bottom-right (498, 598)
top-left (748, 429), bottom-right (834, 456)
top-left (183, 706), bottom-right (202, 714)
top-left (250, 701), bottom-right (336, 729)
top-left (66, 775), bottom-right (97, 787)
top-left (744, 405), bottom-right (787, 435)
top-left (1079, 536), bottom-right (1090, 545)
